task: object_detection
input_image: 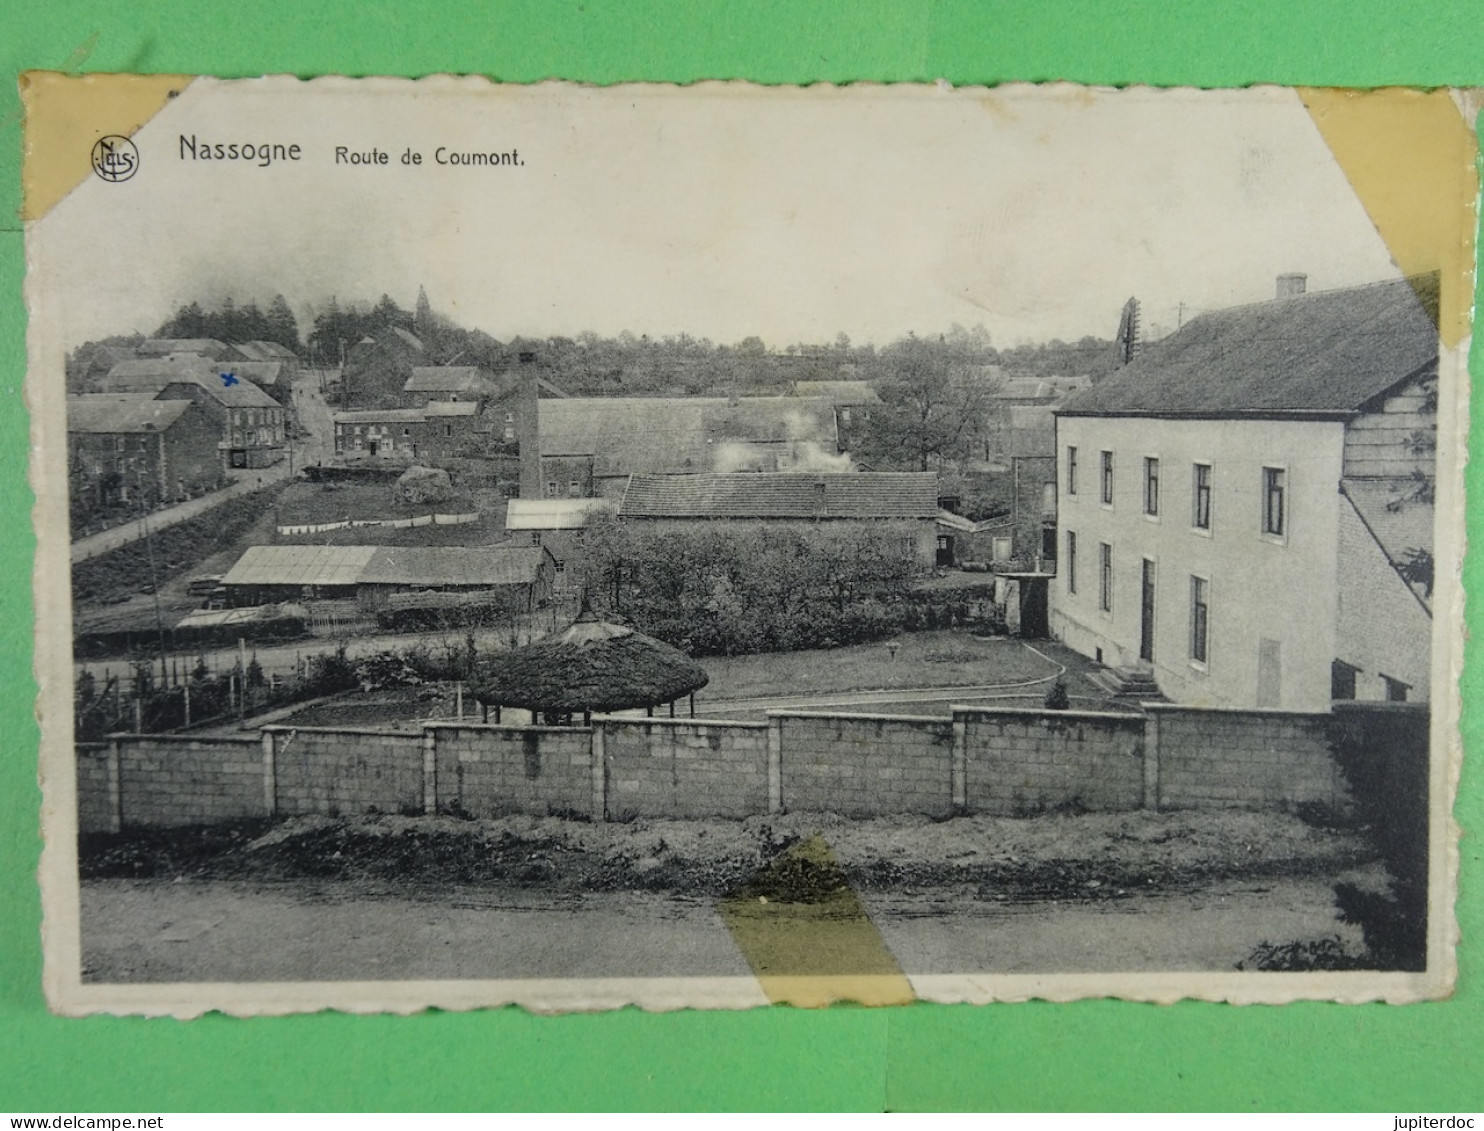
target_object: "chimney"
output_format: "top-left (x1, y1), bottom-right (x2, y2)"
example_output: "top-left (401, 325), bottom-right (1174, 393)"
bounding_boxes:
top-left (1276, 273), bottom-right (1307, 299)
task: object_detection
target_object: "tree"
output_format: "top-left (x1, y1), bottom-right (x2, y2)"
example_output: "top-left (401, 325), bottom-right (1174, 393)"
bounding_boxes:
top-left (264, 294), bottom-right (301, 352)
top-left (857, 334), bottom-right (989, 472)
top-left (414, 285), bottom-right (433, 337)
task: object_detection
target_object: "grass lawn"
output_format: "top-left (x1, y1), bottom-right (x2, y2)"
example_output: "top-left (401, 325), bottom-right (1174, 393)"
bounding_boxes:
top-left (692, 630), bottom-right (1111, 706)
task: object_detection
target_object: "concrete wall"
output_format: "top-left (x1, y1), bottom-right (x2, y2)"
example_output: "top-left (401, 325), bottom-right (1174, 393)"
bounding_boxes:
top-left (435, 723), bottom-right (593, 818)
top-left (961, 707), bottom-right (1146, 815)
top-left (601, 718), bottom-right (769, 820)
top-left (116, 734), bottom-right (267, 828)
top-left (78, 702), bottom-right (1368, 829)
top-left (1052, 415), bottom-right (1347, 711)
top-left (270, 727), bottom-right (425, 817)
top-left (1150, 705), bottom-right (1347, 810)
top-left (775, 712), bottom-right (954, 818)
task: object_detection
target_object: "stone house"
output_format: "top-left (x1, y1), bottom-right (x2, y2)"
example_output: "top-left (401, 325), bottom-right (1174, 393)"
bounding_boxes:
top-left (1052, 275), bottom-right (1437, 710)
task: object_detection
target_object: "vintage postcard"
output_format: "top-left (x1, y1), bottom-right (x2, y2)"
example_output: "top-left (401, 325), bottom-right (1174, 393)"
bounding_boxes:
top-left (24, 76), bottom-right (1474, 1015)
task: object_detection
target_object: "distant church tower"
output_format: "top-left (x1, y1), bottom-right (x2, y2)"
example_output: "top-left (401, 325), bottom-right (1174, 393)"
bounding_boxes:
top-left (1116, 297), bottom-right (1141, 365)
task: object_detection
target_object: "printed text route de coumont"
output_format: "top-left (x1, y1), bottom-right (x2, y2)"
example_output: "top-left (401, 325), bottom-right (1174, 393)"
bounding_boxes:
top-left (178, 136), bottom-right (524, 169)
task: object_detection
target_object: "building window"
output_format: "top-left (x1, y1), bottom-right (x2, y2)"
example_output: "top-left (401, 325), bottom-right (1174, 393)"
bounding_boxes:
top-left (1100, 450), bottom-right (1114, 505)
top-left (530, 532), bottom-right (542, 546)
top-left (1193, 462), bottom-right (1212, 530)
top-left (1099, 542), bottom-right (1113, 612)
top-left (1382, 674), bottom-right (1410, 702)
top-left (840, 407), bottom-right (852, 425)
top-left (1143, 457), bottom-right (1159, 516)
top-left (403, 427), bottom-right (411, 436)
top-left (1263, 466), bottom-right (1286, 537)
top-left (444, 425), bottom-right (452, 437)
top-left (1066, 530), bottom-right (1077, 594)
top-left (1332, 660), bottom-right (1360, 700)
top-left (1190, 576), bottom-right (1209, 664)
top-left (1067, 446), bottom-right (1078, 496)
top-left (568, 481), bottom-right (582, 497)
top-left (545, 481), bottom-right (559, 498)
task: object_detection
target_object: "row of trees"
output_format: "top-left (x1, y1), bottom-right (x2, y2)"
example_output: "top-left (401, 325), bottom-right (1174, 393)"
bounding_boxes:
top-left (156, 295), bottom-right (302, 352)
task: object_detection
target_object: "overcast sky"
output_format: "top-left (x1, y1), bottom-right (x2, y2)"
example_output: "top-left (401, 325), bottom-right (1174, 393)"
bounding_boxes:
top-left (33, 79), bottom-right (1401, 351)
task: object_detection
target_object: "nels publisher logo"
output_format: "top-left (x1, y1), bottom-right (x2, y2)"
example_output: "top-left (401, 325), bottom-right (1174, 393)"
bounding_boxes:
top-left (90, 134), bottom-right (139, 183)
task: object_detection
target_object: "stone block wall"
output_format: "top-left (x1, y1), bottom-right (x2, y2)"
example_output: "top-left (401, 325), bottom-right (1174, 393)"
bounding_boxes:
top-left (116, 735), bottom-right (267, 828)
top-left (76, 743), bottom-right (118, 834)
top-left (961, 707), bottom-right (1146, 815)
top-left (1151, 706), bottom-right (1346, 810)
top-left (601, 718), bottom-right (769, 820)
top-left (267, 727), bottom-right (424, 817)
top-left (433, 723), bottom-right (593, 818)
top-left (775, 712), bottom-right (954, 817)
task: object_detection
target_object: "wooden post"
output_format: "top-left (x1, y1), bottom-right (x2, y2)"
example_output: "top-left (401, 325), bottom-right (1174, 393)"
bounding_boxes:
top-left (689, 692), bottom-right (695, 718)
top-left (182, 682), bottom-right (191, 728)
top-left (105, 737), bottom-right (123, 833)
top-left (668, 699), bottom-right (675, 718)
top-left (1142, 710), bottom-right (1161, 810)
top-left (951, 710), bottom-right (968, 813)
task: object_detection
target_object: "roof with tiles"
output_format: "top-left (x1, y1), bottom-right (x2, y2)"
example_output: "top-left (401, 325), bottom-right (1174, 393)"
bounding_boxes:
top-left (1058, 276), bottom-right (1439, 418)
top-left (618, 472), bottom-right (940, 519)
top-left (67, 394), bottom-right (193, 434)
top-left (405, 366), bottom-right (491, 392)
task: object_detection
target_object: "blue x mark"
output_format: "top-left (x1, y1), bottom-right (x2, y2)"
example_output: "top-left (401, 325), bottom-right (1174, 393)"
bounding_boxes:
top-left (220, 371), bottom-right (239, 387)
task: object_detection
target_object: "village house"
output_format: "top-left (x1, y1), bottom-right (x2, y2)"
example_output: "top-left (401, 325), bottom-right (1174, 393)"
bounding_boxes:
top-left (99, 357), bottom-right (287, 470)
top-left (1051, 274), bottom-right (1437, 711)
top-left (136, 337), bottom-right (237, 361)
top-left (155, 373), bottom-right (287, 469)
top-left (616, 471), bottom-right (941, 569)
top-left (66, 394), bottom-right (225, 507)
top-left (504, 497), bottom-right (619, 594)
top-left (341, 326), bottom-right (427, 408)
top-left (332, 404), bottom-right (482, 462)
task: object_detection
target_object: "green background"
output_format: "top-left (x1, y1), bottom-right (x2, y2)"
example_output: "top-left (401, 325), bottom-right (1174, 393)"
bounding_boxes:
top-left (1, 0), bottom-right (1480, 1113)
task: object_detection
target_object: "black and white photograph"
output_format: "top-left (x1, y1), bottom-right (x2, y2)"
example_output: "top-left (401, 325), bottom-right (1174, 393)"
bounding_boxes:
top-left (25, 77), bottom-right (1468, 1013)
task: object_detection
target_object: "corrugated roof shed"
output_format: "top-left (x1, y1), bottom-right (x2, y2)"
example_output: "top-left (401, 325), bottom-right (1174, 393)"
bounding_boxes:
top-left (505, 498), bottom-right (617, 530)
top-left (360, 546), bottom-right (546, 587)
top-left (1058, 277), bottom-right (1438, 417)
top-left (67, 395), bottom-right (192, 433)
top-left (101, 357), bottom-right (212, 391)
top-left (222, 545), bottom-right (380, 588)
top-left (619, 472), bottom-right (939, 519)
top-left (235, 341), bottom-right (299, 361)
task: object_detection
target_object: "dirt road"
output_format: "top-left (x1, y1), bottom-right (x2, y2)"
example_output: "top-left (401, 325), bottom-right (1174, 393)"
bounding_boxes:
top-left (80, 874), bottom-right (1367, 983)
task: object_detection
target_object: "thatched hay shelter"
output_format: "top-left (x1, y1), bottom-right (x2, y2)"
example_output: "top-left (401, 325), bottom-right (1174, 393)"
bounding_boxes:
top-left (473, 604), bottom-right (709, 723)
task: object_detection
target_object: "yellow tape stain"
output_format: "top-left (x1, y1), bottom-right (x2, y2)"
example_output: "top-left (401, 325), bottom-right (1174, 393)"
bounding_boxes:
top-left (718, 833), bottom-right (915, 1007)
top-left (1300, 87), bottom-right (1479, 348)
top-left (20, 71), bottom-right (193, 222)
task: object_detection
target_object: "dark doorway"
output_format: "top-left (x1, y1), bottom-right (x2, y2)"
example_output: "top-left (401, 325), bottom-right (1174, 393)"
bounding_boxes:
top-left (1140, 558), bottom-right (1156, 662)
top-left (936, 534), bottom-right (955, 568)
top-left (1018, 577), bottom-right (1050, 639)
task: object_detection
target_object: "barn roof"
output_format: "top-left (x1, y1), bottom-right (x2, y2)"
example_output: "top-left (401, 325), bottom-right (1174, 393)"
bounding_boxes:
top-left (67, 395), bottom-right (192, 434)
top-left (618, 472), bottom-right (939, 519)
top-left (222, 545), bottom-right (380, 588)
top-left (1058, 276), bottom-right (1439, 418)
top-left (234, 340), bottom-right (299, 361)
top-left (222, 544), bottom-right (547, 589)
top-left (424, 401), bottom-right (480, 417)
top-left (159, 375), bottom-right (280, 409)
top-left (359, 546), bottom-right (547, 587)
